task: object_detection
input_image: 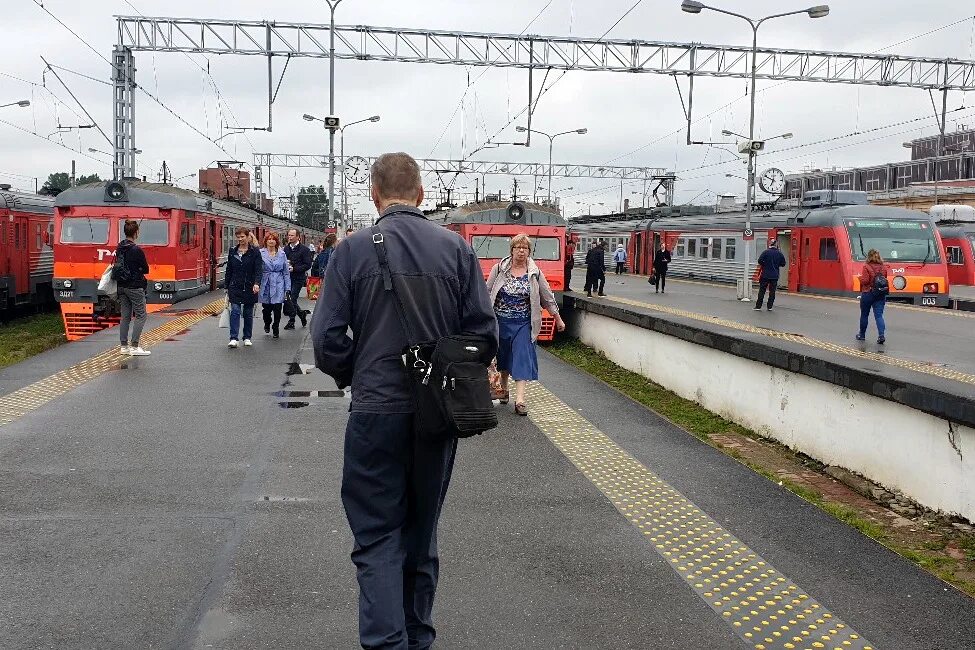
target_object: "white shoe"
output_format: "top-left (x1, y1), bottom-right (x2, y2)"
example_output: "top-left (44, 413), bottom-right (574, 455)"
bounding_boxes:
top-left (129, 346), bottom-right (151, 356)
top-left (120, 345), bottom-right (131, 355)
top-left (243, 339), bottom-right (252, 347)
top-left (228, 340), bottom-right (239, 348)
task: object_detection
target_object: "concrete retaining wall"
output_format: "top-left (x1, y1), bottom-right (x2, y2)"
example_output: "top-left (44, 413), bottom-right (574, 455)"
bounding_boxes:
top-left (568, 308), bottom-right (975, 523)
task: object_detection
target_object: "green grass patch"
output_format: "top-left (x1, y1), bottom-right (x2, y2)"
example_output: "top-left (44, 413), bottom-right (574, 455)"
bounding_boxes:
top-left (0, 313), bottom-right (66, 370)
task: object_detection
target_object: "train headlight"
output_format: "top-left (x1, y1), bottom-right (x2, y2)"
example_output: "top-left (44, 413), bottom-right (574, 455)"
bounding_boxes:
top-left (154, 282), bottom-right (163, 291)
top-left (923, 283), bottom-right (939, 294)
top-left (892, 275), bottom-right (907, 290)
top-left (62, 279), bottom-right (73, 289)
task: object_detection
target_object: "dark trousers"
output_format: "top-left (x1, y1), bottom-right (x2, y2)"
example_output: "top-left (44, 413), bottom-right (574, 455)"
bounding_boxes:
top-left (584, 270), bottom-right (605, 295)
top-left (615, 261), bottom-right (626, 275)
top-left (342, 412), bottom-right (458, 650)
top-left (653, 268), bottom-right (667, 293)
top-left (756, 278), bottom-right (777, 309)
top-left (286, 275), bottom-right (306, 324)
top-left (565, 266), bottom-right (572, 290)
top-left (261, 303), bottom-right (282, 334)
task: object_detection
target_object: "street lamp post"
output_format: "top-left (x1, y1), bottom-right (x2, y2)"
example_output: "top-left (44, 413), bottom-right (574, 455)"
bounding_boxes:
top-left (325, 0), bottom-right (343, 234)
top-left (515, 126), bottom-right (587, 203)
top-left (339, 115), bottom-right (380, 229)
top-left (681, 0), bottom-right (828, 300)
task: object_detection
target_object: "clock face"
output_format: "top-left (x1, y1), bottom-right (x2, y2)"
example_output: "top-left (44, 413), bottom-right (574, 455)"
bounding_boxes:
top-left (759, 167), bottom-right (786, 195)
top-left (345, 156), bottom-right (370, 184)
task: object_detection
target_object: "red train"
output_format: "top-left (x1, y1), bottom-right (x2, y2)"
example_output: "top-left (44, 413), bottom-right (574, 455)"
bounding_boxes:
top-left (53, 180), bottom-right (327, 340)
top-left (0, 185), bottom-right (55, 318)
top-left (931, 204), bottom-right (975, 287)
top-left (433, 201), bottom-right (567, 341)
top-left (624, 191), bottom-right (950, 306)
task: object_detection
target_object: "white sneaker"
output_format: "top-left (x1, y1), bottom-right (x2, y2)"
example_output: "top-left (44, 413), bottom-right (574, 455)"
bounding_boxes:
top-left (129, 346), bottom-right (151, 356)
top-left (243, 339), bottom-right (253, 347)
top-left (228, 340), bottom-right (239, 348)
top-left (120, 345), bottom-right (131, 355)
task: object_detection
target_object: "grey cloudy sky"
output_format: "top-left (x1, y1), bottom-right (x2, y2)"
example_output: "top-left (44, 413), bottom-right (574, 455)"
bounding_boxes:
top-left (2, 0), bottom-right (974, 218)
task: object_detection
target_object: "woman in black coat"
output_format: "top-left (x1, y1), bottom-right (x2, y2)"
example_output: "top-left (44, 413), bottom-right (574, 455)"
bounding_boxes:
top-left (224, 226), bottom-right (262, 348)
top-left (652, 242), bottom-right (672, 294)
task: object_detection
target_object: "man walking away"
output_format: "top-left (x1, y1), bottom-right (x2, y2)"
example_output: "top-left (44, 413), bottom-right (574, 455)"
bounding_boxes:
top-left (584, 243), bottom-right (601, 297)
top-left (653, 242), bottom-right (672, 294)
top-left (284, 228), bottom-right (313, 329)
top-left (564, 242), bottom-right (575, 291)
top-left (754, 240), bottom-right (786, 311)
top-left (613, 244), bottom-right (627, 275)
top-left (116, 219), bottom-right (151, 356)
top-left (312, 152), bottom-right (498, 650)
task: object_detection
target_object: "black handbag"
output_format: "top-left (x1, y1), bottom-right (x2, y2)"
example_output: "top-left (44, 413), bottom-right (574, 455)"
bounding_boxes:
top-left (371, 225), bottom-right (498, 441)
top-left (283, 292), bottom-right (297, 317)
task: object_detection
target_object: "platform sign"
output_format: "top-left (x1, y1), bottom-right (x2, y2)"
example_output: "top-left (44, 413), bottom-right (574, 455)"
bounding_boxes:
top-left (742, 228), bottom-right (755, 241)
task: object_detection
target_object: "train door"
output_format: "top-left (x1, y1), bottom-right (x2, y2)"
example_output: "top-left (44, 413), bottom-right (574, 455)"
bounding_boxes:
top-left (12, 216), bottom-right (27, 300)
top-left (789, 232), bottom-right (802, 292)
top-left (776, 230), bottom-right (791, 289)
top-left (652, 232), bottom-right (661, 271)
top-left (207, 220), bottom-right (217, 291)
top-left (631, 234), bottom-right (641, 275)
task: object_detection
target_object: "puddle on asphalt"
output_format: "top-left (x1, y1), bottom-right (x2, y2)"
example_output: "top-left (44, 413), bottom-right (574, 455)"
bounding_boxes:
top-left (285, 362), bottom-right (316, 376)
top-left (273, 390), bottom-right (346, 398)
top-left (278, 401), bottom-right (310, 409)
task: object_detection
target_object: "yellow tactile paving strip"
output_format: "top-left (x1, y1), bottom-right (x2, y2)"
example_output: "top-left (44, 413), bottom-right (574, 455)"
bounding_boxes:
top-left (527, 381), bottom-right (874, 650)
top-left (0, 298), bottom-right (224, 428)
top-left (602, 294), bottom-right (975, 387)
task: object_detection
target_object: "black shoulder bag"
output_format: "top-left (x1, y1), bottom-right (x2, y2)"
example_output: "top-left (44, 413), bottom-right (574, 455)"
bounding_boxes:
top-left (371, 225), bottom-right (498, 442)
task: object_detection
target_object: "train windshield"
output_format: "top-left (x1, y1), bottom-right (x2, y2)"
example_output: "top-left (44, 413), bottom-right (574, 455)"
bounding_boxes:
top-left (845, 220), bottom-right (941, 263)
top-left (60, 217), bottom-right (108, 244)
top-left (118, 219), bottom-right (169, 245)
top-left (470, 235), bottom-right (561, 261)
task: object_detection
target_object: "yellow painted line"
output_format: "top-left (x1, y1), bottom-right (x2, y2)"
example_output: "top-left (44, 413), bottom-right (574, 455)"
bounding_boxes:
top-left (527, 381), bottom-right (874, 650)
top-left (0, 298), bottom-right (224, 428)
top-left (602, 294), bottom-right (975, 387)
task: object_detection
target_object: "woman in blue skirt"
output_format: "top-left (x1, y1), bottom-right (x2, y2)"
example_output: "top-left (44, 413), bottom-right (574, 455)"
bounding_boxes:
top-left (486, 234), bottom-right (566, 416)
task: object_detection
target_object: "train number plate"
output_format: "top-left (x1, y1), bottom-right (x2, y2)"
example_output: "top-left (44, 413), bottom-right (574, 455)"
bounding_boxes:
top-left (158, 293), bottom-right (174, 301)
top-left (57, 290), bottom-right (74, 299)
top-left (920, 296), bottom-right (937, 306)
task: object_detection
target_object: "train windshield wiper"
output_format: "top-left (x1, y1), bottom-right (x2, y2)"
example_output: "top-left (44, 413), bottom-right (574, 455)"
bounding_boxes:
top-left (858, 233), bottom-right (866, 258)
top-left (921, 239), bottom-right (932, 267)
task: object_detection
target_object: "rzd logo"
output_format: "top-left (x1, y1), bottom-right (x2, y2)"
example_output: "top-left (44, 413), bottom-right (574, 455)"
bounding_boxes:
top-left (96, 249), bottom-right (116, 261)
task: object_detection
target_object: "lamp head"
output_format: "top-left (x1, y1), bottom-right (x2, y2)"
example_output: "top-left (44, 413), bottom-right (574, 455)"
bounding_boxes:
top-left (515, 126), bottom-right (528, 133)
top-left (721, 129), bottom-right (733, 136)
top-left (807, 5), bottom-right (830, 18)
top-left (681, 0), bottom-right (705, 14)
top-left (369, 115), bottom-right (381, 122)
top-left (576, 128), bottom-right (588, 134)
top-left (781, 132), bottom-right (794, 139)
top-left (16, 100), bottom-right (30, 107)
top-left (302, 114), bottom-right (317, 122)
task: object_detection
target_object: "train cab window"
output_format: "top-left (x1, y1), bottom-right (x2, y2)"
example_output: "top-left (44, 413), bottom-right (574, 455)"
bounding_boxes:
top-left (687, 239), bottom-right (697, 257)
top-left (118, 219), bottom-right (169, 245)
top-left (818, 237), bottom-right (839, 261)
top-left (60, 217), bottom-right (109, 244)
top-left (947, 246), bottom-right (964, 265)
top-left (470, 235), bottom-right (561, 260)
top-left (724, 238), bottom-right (736, 260)
top-left (676, 238), bottom-right (686, 257)
top-left (179, 222), bottom-right (199, 246)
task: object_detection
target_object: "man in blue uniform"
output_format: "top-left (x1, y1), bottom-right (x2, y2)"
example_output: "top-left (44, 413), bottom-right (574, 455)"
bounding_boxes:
top-left (754, 240), bottom-right (787, 311)
top-left (311, 152), bottom-right (498, 649)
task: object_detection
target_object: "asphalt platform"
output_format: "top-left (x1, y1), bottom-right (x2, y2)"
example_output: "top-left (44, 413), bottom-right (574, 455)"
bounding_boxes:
top-left (1, 291), bottom-right (973, 649)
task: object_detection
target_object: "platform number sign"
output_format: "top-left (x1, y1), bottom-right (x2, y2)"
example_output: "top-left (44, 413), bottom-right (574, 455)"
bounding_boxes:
top-left (742, 228), bottom-right (755, 241)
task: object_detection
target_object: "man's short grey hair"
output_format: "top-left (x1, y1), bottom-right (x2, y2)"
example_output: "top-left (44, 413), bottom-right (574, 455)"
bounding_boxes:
top-left (371, 152), bottom-right (422, 201)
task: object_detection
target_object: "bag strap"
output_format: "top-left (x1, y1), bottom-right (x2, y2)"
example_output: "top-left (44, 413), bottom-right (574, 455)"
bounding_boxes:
top-left (371, 224), bottom-right (421, 347)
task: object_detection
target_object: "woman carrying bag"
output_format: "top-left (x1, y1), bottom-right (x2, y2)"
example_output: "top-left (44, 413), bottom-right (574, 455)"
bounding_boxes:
top-left (486, 234), bottom-right (566, 416)
top-left (259, 232), bottom-right (291, 338)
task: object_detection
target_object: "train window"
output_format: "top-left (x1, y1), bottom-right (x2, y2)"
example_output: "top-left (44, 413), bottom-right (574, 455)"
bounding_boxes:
top-left (819, 237), bottom-right (839, 261)
top-left (0, 223), bottom-right (5, 245)
top-left (711, 238), bottom-right (722, 260)
top-left (35, 224), bottom-right (41, 250)
top-left (180, 222), bottom-right (199, 246)
top-left (687, 239), bottom-right (697, 257)
top-left (470, 235), bottom-right (561, 260)
top-left (725, 238), bottom-right (736, 260)
top-left (947, 246), bottom-right (964, 265)
top-left (189, 224), bottom-right (198, 246)
top-left (118, 219), bottom-right (169, 245)
top-left (675, 238), bottom-right (685, 257)
top-left (846, 219), bottom-right (941, 263)
top-left (698, 238), bottom-right (710, 259)
top-left (60, 217), bottom-right (109, 244)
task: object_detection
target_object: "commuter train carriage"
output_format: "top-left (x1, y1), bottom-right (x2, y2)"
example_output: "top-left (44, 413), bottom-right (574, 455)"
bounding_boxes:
top-left (931, 204), bottom-right (975, 287)
top-left (433, 200), bottom-right (567, 341)
top-left (0, 186), bottom-right (55, 318)
top-left (53, 180), bottom-right (324, 340)
top-left (627, 190), bottom-right (950, 307)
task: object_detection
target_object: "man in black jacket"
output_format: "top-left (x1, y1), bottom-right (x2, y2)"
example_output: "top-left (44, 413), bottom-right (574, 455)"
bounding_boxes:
top-left (284, 228), bottom-right (313, 328)
top-left (116, 219), bottom-right (151, 356)
top-left (584, 242), bottom-right (607, 297)
top-left (312, 152), bottom-right (497, 650)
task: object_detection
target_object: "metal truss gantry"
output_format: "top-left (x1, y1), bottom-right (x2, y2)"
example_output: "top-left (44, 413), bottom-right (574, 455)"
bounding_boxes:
top-left (117, 16), bottom-right (975, 90)
top-left (252, 154), bottom-right (677, 206)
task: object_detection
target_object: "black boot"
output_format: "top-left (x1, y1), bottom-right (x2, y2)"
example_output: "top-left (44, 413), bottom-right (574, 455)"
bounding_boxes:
top-left (299, 310), bottom-right (308, 327)
top-left (283, 320), bottom-right (295, 330)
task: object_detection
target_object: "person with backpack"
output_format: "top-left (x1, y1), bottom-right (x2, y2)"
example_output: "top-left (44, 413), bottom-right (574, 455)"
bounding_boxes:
top-left (224, 226), bottom-right (262, 348)
top-left (754, 240), bottom-right (787, 311)
top-left (115, 219), bottom-right (151, 356)
top-left (856, 248), bottom-right (890, 344)
top-left (311, 152), bottom-right (497, 649)
top-left (612, 243), bottom-right (627, 275)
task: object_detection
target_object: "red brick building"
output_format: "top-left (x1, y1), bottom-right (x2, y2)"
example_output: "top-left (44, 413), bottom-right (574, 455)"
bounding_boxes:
top-left (198, 167), bottom-right (250, 202)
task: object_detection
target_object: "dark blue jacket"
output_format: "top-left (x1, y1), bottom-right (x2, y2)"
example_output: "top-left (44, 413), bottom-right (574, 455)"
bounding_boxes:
top-left (757, 247), bottom-right (787, 280)
top-left (225, 245), bottom-right (262, 305)
top-left (310, 247), bottom-right (333, 278)
top-left (285, 242), bottom-right (314, 285)
top-left (311, 205), bottom-right (498, 414)
top-left (115, 239), bottom-right (149, 290)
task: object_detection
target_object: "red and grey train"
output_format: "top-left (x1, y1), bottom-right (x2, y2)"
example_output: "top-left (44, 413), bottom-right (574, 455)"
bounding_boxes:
top-left (931, 204), bottom-right (975, 287)
top-left (575, 191), bottom-right (950, 306)
top-left (0, 186), bottom-right (55, 318)
top-left (52, 180), bottom-right (327, 340)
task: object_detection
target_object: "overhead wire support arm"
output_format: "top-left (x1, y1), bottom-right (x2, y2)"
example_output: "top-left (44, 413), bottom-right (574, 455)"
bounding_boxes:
top-left (115, 16), bottom-right (975, 90)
